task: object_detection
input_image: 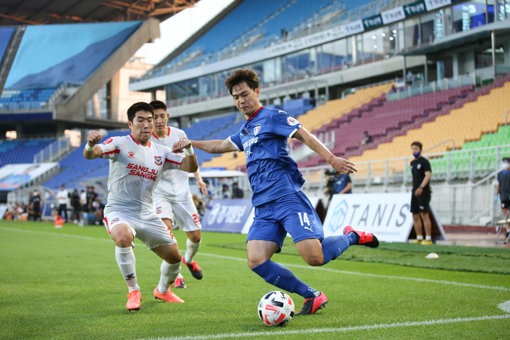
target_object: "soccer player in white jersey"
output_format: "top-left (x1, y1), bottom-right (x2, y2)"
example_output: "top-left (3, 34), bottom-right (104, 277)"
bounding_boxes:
top-left (83, 102), bottom-right (198, 311)
top-left (150, 100), bottom-right (207, 288)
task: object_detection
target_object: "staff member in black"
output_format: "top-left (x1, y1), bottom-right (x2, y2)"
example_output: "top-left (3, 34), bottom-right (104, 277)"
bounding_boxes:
top-left (410, 141), bottom-right (432, 245)
top-left (497, 157), bottom-right (510, 239)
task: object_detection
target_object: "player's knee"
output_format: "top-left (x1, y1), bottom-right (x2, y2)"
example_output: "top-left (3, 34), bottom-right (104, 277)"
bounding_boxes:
top-left (248, 257), bottom-right (266, 270)
top-left (304, 255), bottom-right (324, 266)
top-left (187, 232), bottom-right (201, 243)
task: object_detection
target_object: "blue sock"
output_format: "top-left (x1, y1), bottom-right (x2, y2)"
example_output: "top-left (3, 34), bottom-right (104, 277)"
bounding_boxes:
top-left (252, 260), bottom-right (318, 298)
top-left (321, 235), bottom-right (353, 264)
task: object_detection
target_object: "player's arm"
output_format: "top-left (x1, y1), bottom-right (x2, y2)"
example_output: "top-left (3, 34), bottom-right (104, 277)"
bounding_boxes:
top-left (192, 138), bottom-right (238, 154)
top-left (293, 127), bottom-right (356, 174)
top-left (414, 170), bottom-right (431, 196)
top-left (172, 138), bottom-right (198, 173)
top-left (340, 182), bottom-right (352, 194)
top-left (83, 130), bottom-right (104, 160)
top-left (193, 169), bottom-right (208, 196)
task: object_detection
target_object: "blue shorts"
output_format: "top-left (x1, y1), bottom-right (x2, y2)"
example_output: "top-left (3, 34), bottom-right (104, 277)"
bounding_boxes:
top-left (247, 191), bottom-right (324, 251)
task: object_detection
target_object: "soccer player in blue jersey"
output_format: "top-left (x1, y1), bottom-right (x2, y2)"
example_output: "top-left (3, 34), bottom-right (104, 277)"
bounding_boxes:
top-left (192, 69), bottom-right (379, 315)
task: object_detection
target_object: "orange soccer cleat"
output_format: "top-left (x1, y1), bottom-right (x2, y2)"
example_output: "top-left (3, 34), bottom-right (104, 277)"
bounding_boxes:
top-left (153, 287), bottom-right (184, 303)
top-left (126, 290), bottom-right (141, 311)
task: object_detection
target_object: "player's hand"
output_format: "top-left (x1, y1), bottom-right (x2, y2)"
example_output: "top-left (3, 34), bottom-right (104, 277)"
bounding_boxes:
top-left (329, 156), bottom-right (356, 174)
top-left (414, 187), bottom-right (423, 197)
top-left (197, 180), bottom-right (208, 196)
top-left (172, 138), bottom-right (192, 153)
top-left (87, 130), bottom-right (102, 146)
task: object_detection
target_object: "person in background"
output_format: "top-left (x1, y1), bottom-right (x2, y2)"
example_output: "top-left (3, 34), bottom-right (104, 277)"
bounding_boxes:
top-left (361, 131), bottom-right (372, 145)
top-left (56, 185), bottom-right (69, 222)
top-left (410, 141), bottom-right (433, 245)
top-left (31, 190), bottom-right (42, 221)
top-left (497, 157), bottom-right (510, 239)
top-left (222, 184), bottom-right (230, 199)
top-left (232, 182), bottom-right (244, 199)
top-left (71, 189), bottom-right (81, 224)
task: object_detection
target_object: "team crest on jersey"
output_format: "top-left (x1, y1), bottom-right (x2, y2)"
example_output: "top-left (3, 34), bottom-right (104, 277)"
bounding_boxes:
top-left (128, 151), bottom-right (135, 158)
top-left (156, 206), bottom-right (162, 214)
top-left (154, 156), bottom-right (162, 165)
top-left (287, 117), bottom-right (299, 126)
top-left (253, 125), bottom-right (261, 136)
top-left (104, 138), bottom-right (113, 144)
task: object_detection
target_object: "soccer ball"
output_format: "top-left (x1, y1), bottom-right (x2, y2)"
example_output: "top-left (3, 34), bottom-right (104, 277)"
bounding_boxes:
top-left (258, 291), bottom-right (295, 326)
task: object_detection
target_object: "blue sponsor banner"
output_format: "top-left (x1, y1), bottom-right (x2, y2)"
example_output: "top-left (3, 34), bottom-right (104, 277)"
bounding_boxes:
top-left (202, 199), bottom-right (253, 233)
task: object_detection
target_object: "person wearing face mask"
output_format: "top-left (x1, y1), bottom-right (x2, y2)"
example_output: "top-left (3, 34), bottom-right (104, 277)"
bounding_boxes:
top-left (497, 157), bottom-right (510, 239)
top-left (410, 141), bottom-right (433, 245)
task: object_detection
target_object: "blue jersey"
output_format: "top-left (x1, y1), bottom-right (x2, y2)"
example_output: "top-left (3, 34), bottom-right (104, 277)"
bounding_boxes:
top-left (229, 106), bottom-right (304, 206)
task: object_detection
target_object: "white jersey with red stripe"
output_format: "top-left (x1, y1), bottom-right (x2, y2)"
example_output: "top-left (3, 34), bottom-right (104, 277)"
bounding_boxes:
top-left (98, 134), bottom-right (183, 213)
top-left (151, 127), bottom-right (191, 201)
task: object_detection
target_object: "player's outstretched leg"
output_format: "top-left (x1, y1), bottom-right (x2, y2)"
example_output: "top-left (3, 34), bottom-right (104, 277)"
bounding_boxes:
top-left (343, 226), bottom-right (379, 248)
top-left (115, 246), bottom-right (141, 310)
top-left (154, 260), bottom-right (184, 303)
top-left (174, 273), bottom-right (187, 289)
top-left (252, 259), bottom-right (328, 315)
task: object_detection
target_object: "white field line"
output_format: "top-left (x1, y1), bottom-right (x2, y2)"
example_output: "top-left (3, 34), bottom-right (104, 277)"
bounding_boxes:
top-left (144, 314), bottom-right (510, 340)
top-left (2, 226), bottom-right (510, 293)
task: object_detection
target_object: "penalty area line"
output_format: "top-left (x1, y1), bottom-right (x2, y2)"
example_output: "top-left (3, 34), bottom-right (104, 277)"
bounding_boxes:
top-left (144, 314), bottom-right (510, 340)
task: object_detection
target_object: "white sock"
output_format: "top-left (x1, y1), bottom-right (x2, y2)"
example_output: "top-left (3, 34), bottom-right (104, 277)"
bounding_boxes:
top-left (184, 238), bottom-right (201, 264)
top-left (115, 246), bottom-right (139, 292)
top-left (417, 235), bottom-right (423, 240)
top-left (425, 235), bottom-right (432, 241)
top-left (157, 261), bottom-right (180, 293)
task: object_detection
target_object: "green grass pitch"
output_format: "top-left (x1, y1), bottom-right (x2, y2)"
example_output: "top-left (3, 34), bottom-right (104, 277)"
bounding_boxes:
top-left (1, 220), bottom-right (509, 339)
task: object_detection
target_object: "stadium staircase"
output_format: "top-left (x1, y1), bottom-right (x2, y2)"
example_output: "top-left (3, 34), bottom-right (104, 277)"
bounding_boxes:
top-left (347, 73), bottom-right (510, 178)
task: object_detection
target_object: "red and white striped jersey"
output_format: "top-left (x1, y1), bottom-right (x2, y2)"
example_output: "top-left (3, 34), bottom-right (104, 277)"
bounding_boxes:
top-left (98, 134), bottom-right (183, 212)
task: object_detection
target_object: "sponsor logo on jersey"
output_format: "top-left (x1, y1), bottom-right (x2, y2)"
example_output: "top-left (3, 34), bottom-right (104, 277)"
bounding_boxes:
top-left (154, 156), bottom-right (162, 165)
top-left (104, 138), bottom-right (113, 144)
top-left (126, 163), bottom-right (159, 181)
top-left (253, 125), bottom-right (261, 136)
top-left (287, 117), bottom-right (299, 126)
top-left (111, 217), bottom-right (120, 224)
top-left (128, 151), bottom-right (135, 158)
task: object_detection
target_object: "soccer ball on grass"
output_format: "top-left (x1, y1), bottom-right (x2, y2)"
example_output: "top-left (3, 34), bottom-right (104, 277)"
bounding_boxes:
top-left (258, 291), bottom-right (295, 326)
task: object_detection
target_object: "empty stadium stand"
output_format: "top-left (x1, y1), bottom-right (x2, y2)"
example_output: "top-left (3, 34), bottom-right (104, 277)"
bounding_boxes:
top-left (297, 83), bottom-right (474, 168)
top-left (430, 125), bottom-right (510, 179)
top-left (347, 73), bottom-right (510, 177)
top-left (0, 138), bottom-right (55, 164)
top-left (143, 0), bottom-right (391, 80)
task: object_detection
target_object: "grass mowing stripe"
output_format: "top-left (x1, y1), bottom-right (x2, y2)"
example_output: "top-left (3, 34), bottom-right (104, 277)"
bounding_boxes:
top-left (144, 314), bottom-right (510, 340)
top-left (3, 226), bottom-right (510, 293)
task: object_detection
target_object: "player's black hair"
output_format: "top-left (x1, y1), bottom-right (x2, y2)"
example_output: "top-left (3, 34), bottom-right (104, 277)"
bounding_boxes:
top-left (503, 157), bottom-right (510, 162)
top-left (150, 100), bottom-right (167, 111)
top-left (225, 69), bottom-right (259, 94)
top-left (127, 102), bottom-right (153, 122)
top-left (411, 141), bottom-right (423, 150)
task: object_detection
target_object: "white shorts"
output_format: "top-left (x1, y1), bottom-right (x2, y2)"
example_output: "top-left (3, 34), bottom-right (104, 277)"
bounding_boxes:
top-left (154, 194), bottom-right (201, 232)
top-left (103, 207), bottom-right (176, 249)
